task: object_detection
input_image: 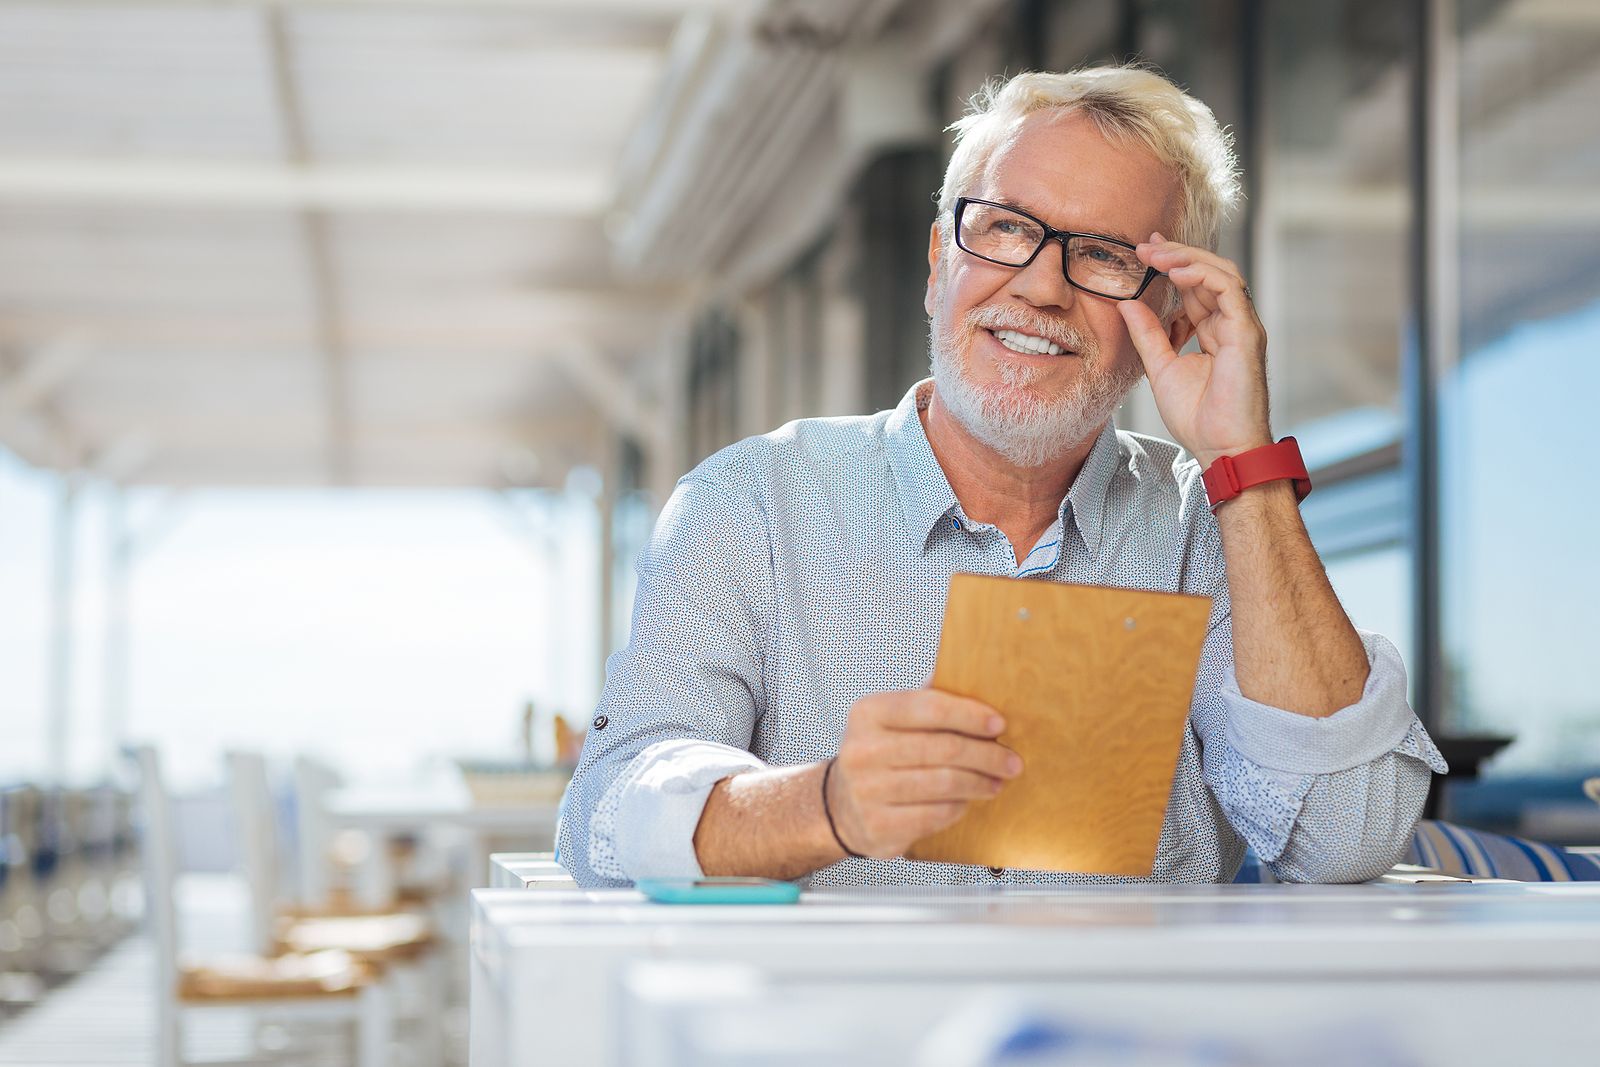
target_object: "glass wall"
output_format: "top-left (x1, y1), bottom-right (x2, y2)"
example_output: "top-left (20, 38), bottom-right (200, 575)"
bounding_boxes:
top-left (1255, 0), bottom-right (1415, 670)
top-left (1257, 0), bottom-right (1410, 442)
top-left (1137, 0), bottom-right (1418, 660)
top-left (1441, 0), bottom-right (1600, 797)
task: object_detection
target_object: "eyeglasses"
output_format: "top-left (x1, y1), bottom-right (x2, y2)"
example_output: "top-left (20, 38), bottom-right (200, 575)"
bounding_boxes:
top-left (953, 196), bottom-right (1162, 301)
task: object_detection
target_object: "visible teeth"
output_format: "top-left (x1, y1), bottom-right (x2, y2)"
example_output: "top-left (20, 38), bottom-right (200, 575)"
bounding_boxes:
top-left (994, 329), bottom-right (1064, 356)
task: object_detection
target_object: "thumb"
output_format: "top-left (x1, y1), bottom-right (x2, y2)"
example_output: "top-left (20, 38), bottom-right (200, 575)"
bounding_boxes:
top-left (1118, 300), bottom-right (1178, 382)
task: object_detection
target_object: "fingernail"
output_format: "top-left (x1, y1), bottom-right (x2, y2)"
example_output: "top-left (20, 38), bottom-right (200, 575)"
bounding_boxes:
top-left (1006, 753), bottom-right (1023, 776)
top-left (1152, 231), bottom-right (1166, 242)
top-left (988, 715), bottom-right (1005, 734)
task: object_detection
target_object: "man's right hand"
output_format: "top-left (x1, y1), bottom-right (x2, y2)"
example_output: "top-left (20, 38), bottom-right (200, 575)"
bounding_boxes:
top-left (826, 689), bottom-right (1023, 859)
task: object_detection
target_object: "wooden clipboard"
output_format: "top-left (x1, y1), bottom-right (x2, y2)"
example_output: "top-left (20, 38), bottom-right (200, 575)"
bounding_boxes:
top-left (905, 573), bottom-right (1211, 876)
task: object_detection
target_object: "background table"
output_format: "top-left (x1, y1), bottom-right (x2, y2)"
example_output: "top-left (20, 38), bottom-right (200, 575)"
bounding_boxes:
top-left (323, 785), bottom-right (560, 907)
top-left (470, 881), bottom-right (1600, 1066)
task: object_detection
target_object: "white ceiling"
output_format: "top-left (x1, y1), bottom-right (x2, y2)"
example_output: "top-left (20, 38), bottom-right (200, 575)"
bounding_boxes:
top-left (0, 0), bottom-right (724, 488)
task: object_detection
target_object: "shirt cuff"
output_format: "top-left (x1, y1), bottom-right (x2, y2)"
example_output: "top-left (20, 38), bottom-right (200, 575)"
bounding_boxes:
top-left (602, 738), bottom-right (767, 881)
top-left (1221, 630), bottom-right (1445, 776)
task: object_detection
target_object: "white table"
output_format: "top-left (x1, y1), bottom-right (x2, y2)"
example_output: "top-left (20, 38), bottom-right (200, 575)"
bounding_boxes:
top-left (324, 785), bottom-right (560, 907)
top-left (469, 881), bottom-right (1600, 1066)
top-left (488, 853), bottom-right (575, 890)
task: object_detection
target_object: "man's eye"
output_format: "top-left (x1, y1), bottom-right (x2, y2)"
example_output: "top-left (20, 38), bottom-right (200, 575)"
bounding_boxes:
top-left (1079, 245), bottom-right (1137, 270)
top-left (991, 219), bottom-right (1034, 237)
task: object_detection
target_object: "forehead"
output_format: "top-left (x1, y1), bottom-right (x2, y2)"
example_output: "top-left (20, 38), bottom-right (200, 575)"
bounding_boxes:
top-left (972, 110), bottom-right (1180, 243)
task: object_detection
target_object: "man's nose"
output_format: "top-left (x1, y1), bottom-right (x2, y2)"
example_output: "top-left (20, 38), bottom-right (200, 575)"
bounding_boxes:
top-left (1007, 237), bottom-right (1078, 311)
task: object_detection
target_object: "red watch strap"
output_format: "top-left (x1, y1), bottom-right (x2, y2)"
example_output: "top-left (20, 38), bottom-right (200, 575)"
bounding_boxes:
top-left (1202, 437), bottom-right (1312, 510)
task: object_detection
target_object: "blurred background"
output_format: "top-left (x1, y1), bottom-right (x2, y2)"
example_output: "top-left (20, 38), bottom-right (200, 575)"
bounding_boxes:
top-left (0, 0), bottom-right (1597, 1062)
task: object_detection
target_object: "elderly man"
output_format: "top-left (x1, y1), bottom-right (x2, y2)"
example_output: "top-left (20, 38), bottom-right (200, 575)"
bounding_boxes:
top-left (556, 65), bottom-right (1445, 888)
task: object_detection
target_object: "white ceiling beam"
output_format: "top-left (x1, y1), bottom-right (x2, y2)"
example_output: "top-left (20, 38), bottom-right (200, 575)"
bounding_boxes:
top-left (0, 334), bottom-right (91, 423)
top-left (1268, 184), bottom-right (1600, 229)
top-left (262, 4), bottom-right (354, 486)
top-left (1504, 0), bottom-right (1600, 29)
top-left (0, 0), bottom-right (741, 11)
top-left (0, 158), bottom-right (613, 214)
top-left (550, 344), bottom-right (669, 458)
top-left (89, 432), bottom-right (156, 484)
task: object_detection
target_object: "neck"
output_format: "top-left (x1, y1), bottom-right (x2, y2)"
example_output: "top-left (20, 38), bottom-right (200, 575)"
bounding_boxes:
top-left (920, 383), bottom-right (1102, 560)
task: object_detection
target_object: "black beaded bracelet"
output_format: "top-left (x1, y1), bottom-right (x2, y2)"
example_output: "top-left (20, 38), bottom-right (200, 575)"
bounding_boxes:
top-left (821, 757), bottom-right (866, 859)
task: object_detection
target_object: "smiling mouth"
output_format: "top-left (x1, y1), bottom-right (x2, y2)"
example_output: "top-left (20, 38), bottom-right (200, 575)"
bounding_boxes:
top-left (988, 328), bottom-right (1073, 357)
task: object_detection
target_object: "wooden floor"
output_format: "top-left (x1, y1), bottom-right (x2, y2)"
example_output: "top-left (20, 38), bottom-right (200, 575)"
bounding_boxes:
top-left (0, 876), bottom-right (463, 1067)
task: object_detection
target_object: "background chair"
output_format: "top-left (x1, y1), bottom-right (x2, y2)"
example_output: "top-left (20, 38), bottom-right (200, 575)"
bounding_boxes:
top-left (135, 745), bottom-right (394, 1067)
top-left (228, 750), bottom-right (443, 1065)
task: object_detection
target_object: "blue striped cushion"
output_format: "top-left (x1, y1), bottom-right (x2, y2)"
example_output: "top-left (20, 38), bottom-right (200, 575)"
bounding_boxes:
top-left (1230, 822), bottom-right (1600, 882)
top-left (1404, 820), bottom-right (1600, 881)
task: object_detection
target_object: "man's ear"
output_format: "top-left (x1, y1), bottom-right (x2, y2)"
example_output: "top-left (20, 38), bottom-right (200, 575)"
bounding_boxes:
top-left (924, 221), bottom-right (943, 317)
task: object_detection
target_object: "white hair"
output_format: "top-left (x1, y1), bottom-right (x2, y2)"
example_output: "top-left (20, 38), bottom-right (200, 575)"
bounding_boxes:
top-left (936, 65), bottom-right (1242, 250)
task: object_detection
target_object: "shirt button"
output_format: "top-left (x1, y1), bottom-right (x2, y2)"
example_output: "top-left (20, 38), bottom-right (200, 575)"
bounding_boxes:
top-left (988, 866), bottom-right (1005, 878)
top-left (592, 715), bottom-right (608, 730)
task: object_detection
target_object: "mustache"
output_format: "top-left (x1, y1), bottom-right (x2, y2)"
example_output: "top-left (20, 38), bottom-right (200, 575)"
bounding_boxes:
top-left (965, 303), bottom-right (1095, 355)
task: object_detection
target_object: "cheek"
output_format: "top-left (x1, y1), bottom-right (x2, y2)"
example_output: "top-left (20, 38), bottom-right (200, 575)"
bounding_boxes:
top-left (942, 256), bottom-right (1010, 312)
top-left (1089, 305), bottom-right (1139, 364)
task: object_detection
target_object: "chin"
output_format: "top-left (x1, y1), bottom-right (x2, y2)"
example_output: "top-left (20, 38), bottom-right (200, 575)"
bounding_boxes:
top-left (968, 346), bottom-right (1079, 410)
top-left (931, 330), bottom-right (1138, 468)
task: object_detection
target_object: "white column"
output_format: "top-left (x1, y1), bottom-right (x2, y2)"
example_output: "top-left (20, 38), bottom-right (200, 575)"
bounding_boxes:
top-left (103, 486), bottom-right (131, 767)
top-left (648, 327), bottom-right (691, 509)
top-left (47, 475), bottom-right (80, 785)
top-left (595, 432), bottom-right (616, 703)
top-left (736, 296), bottom-right (773, 439)
top-left (819, 291), bottom-right (866, 416)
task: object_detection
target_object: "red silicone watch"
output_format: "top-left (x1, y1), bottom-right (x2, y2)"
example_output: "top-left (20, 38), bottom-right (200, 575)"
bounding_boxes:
top-left (1201, 437), bottom-right (1312, 511)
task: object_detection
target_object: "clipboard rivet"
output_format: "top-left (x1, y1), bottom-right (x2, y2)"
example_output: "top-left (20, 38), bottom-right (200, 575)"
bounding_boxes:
top-left (1124, 617), bottom-right (1136, 630)
top-left (1017, 608), bottom-right (1030, 621)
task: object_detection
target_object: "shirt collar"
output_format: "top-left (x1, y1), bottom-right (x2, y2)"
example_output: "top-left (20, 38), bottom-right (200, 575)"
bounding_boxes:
top-left (884, 380), bottom-right (960, 545)
top-left (1062, 419), bottom-right (1121, 558)
top-left (884, 378), bottom-right (1123, 557)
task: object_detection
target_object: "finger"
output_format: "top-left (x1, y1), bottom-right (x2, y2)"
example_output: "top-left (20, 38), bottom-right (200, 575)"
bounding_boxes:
top-left (891, 731), bottom-right (1023, 779)
top-left (1166, 261), bottom-right (1254, 321)
top-left (1139, 237), bottom-right (1245, 284)
top-left (1146, 248), bottom-right (1244, 287)
top-left (866, 803), bottom-right (969, 854)
top-left (903, 801), bottom-right (970, 840)
top-left (878, 690), bottom-right (1005, 737)
top-left (1167, 266), bottom-right (1219, 324)
top-left (1117, 299), bottom-right (1179, 380)
top-left (883, 767), bottom-right (1006, 804)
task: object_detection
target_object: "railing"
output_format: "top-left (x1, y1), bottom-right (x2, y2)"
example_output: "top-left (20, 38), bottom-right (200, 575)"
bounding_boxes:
top-left (0, 783), bottom-right (140, 1018)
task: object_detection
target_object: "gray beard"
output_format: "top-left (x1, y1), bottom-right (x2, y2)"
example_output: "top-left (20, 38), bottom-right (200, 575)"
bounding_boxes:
top-left (927, 304), bottom-right (1142, 469)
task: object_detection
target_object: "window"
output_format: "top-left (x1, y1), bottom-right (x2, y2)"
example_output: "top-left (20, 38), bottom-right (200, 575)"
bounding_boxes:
top-left (1441, 0), bottom-right (1600, 795)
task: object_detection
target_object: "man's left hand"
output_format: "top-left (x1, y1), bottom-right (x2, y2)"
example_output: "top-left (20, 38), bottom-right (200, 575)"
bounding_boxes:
top-left (1117, 232), bottom-right (1273, 469)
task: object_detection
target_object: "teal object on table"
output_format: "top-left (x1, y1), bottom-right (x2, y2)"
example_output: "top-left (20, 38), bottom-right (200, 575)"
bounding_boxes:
top-left (636, 877), bottom-right (801, 904)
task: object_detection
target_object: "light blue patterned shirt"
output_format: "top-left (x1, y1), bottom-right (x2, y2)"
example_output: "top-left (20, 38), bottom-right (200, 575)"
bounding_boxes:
top-left (557, 380), bottom-right (1446, 887)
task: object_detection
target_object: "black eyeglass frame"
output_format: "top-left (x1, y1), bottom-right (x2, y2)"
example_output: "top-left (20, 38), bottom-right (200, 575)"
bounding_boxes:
top-left (953, 196), bottom-right (1163, 301)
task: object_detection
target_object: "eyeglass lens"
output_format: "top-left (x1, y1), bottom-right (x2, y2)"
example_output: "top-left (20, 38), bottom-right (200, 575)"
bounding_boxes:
top-left (958, 201), bottom-right (1147, 299)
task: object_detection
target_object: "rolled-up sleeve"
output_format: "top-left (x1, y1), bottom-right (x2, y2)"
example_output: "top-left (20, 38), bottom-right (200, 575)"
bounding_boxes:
top-left (554, 462), bottom-right (773, 887)
top-left (1179, 490), bottom-right (1448, 884)
top-left (1208, 629), bottom-right (1448, 882)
